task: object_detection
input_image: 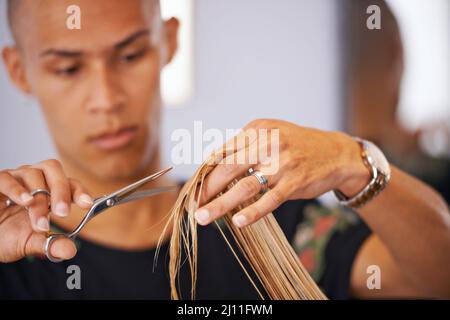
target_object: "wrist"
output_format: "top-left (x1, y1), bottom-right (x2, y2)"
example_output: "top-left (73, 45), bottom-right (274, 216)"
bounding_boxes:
top-left (336, 134), bottom-right (371, 198)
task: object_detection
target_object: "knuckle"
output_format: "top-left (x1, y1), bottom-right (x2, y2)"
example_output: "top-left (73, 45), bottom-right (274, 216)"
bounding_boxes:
top-left (222, 163), bottom-right (238, 174)
top-left (267, 188), bottom-right (284, 207)
top-left (247, 205), bottom-right (261, 220)
top-left (11, 184), bottom-right (25, 196)
top-left (0, 173), bottom-right (20, 192)
top-left (285, 180), bottom-right (300, 197)
top-left (30, 205), bottom-right (50, 217)
top-left (244, 120), bottom-right (258, 130)
top-left (278, 137), bottom-right (289, 150)
top-left (199, 187), bottom-right (211, 205)
top-left (52, 180), bottom-right (71, 197)
top-left (244, 119), bottom-right (265, 131)
top-left (54, 177), bottom-right (70, 187)
top-left (41, 159), bottom-right (62, 170)
top-left (22, 167), bottom-right (43, 179)
top-left (246, 118), bottom-right (266, 128)
top-left (239, 177), bottom-right (260, 195)
top-left (0, 171), bottom-right (10, 181)
top-left (284, 154), bottom-right (298, 170)
top-left (211, 199), bottom-right (226, 215)
top-left (17, 164), bottom-right (31, 170)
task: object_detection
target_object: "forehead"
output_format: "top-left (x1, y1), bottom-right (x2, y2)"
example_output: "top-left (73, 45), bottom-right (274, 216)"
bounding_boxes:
top-left (17, 0), bottom-right (158, 54)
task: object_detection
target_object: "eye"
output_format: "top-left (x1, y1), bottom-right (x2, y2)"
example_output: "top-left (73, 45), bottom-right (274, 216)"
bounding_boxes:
top-left (120, 49), bottom-right (147, 63)
top-left (55, 65), bottom-right (81, 76)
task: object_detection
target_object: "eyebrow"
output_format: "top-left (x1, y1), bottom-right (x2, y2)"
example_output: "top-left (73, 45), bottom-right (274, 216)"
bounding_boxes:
top-left (114, 29), bottom-right (151, 49)
top-left (39, 29), bottom-right (151, 57)
top-left (40, 49), bottom-right (82, 57)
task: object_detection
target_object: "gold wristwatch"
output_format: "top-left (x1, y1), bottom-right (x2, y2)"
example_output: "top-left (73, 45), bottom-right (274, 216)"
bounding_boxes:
top-left (334, 137), bottom-right (391, 208)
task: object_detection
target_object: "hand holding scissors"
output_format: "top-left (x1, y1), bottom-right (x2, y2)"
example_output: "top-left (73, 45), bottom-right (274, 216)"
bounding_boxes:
top-left (44, 167), bottom-right (175, 262)
top-left (0, 161), bottom-right (175, 263)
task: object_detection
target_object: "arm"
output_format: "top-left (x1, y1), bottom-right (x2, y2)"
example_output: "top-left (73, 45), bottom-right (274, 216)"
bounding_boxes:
top-left (194, 118), bottom-right (450, 299)
top-left (348, 166), bottom-right (450, 298)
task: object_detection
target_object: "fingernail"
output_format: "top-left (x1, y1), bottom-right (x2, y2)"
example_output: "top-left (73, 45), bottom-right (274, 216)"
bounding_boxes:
top-left (37, 217), bottom-right (50, 232)
top-left (54, 202), bottom-right (69, 217)
top-left (79, 194), bottom-right (93, 205)
top-left (233, 214), bottom-right (248, 228)
top-left (20, 193), bottom-right (33, 204)
top-left (195, 209), bottom-right (210, 225)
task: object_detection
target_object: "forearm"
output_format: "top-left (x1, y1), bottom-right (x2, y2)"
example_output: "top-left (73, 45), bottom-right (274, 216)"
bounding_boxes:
top-left (195, 122), bottom-right (450, 297)
top-left (356, 165), bottom-right (450, 297)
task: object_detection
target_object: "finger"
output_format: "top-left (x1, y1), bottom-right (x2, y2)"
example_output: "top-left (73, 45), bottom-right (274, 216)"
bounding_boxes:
top-left (195, 174), bottom-right (264, 226)
top-left (199, 142), bottom-right (259, 206)
top-left (25, 233), bottom-right (77, 261)
top-left (10, 168), bottom-right (51, 232)
top-left (231, 184), bottom-right (289, 228)
top-left (70, 179), bottom-right (93, 209)
top-left (0, 171), bottom-right (34, 207)
top-left (33, 160), bottom-right (71, 218)
top-left (211, 128), bottom-right (258, 162)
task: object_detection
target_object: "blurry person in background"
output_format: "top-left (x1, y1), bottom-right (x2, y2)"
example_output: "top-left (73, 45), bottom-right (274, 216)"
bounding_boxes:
top-left (347, 0), bottom-right (450, 202)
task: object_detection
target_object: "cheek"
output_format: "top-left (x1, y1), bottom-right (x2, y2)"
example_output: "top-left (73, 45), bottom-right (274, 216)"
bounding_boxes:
top-left (30, 76), bottom-right (85, 150)
top-left (40, 106), bottom-right (82, 155)
top-left (30, 68), bottom-right (83, 121)
top-left (123, 54), bottom-right (161, 116)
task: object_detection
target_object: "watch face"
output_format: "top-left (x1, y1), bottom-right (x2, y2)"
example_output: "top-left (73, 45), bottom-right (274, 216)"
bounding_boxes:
top-left (364, 141), bottom-right (391, 177)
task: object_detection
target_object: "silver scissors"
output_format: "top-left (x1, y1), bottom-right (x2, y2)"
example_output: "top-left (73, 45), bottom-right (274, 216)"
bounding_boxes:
top-left (41, 167), bottom-right (176, 262)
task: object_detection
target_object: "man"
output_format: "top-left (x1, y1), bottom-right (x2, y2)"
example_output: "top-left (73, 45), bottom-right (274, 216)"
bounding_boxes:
top-left (1, 0), bottom-right (449, 299)
top-left (347, 0), bottom-right (450, 203)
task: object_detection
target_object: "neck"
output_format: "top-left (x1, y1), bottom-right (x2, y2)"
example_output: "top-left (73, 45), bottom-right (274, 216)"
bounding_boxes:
top-left (51, 151), bottom-right (177, 251)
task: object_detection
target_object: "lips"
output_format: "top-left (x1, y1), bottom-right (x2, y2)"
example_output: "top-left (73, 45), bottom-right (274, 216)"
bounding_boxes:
top-left (89, 126), bottom-right (138, 151)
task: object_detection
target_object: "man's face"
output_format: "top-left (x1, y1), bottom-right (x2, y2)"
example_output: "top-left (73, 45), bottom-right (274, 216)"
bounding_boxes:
top-left (4, 0), bottom-right (177, 181)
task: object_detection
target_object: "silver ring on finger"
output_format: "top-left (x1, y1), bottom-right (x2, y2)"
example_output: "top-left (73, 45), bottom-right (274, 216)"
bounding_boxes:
top-left (5, 188), bottom-right (50, 208)
top-left (247, 168), bottom-right (269, 194)
top-left (30, 188), bottom-right (51, 198)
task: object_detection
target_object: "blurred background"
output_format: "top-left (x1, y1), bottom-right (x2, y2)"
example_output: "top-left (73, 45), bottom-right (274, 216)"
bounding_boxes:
top-left (0, 0), bottom-right (449, 201)
top-left (346, 0), bottom-right (450, 202)
top-left (0, 0), bottom-right (343, 177)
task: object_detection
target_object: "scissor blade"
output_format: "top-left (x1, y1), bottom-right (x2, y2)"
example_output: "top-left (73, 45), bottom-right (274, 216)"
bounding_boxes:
top-left (110, 167), bottom-right (173, 200)
top-left (115, 186), bottom-right (178, 206)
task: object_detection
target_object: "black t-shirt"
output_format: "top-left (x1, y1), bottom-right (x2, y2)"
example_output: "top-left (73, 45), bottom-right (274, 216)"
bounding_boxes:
top-left (0, 199), bottom-right (371, 300)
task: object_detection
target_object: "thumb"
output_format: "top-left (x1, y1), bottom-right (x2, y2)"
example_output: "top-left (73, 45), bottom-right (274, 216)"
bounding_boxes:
top-left (25, 233), bottom-right (77, 261)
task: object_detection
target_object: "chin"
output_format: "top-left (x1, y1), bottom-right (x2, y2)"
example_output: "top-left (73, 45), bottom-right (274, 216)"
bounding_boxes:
top-left (84, 151), bottom-right (148, 182)
top-left (110, 161), bottom-right (148, 181)
top-left (75, 134), bottom-right (156, 181)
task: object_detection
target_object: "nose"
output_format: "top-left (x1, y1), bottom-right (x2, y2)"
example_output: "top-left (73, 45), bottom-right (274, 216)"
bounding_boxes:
top-left (85, 62), bottom-right (125, 114)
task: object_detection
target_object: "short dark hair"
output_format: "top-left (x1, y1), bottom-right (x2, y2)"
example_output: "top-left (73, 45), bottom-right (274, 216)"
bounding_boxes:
top-left (6, 0), bottom-right (161, 44)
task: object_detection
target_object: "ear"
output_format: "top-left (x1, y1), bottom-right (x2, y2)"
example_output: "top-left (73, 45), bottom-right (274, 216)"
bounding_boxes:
top-left (162, 17), bottom-right (179, 66)
top-left (2, 46), bottom-right (32, 95)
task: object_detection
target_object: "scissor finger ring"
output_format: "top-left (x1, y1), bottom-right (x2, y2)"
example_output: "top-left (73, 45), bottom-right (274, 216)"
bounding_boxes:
top-left (5, 188), bottom-right (50, 208)
top-left (44, 233), bottom-right (72, 263)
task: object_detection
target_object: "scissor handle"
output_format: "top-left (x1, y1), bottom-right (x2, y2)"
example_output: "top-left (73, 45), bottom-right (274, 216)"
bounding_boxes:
top-left (44, 233), bottom-right (73, 263)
